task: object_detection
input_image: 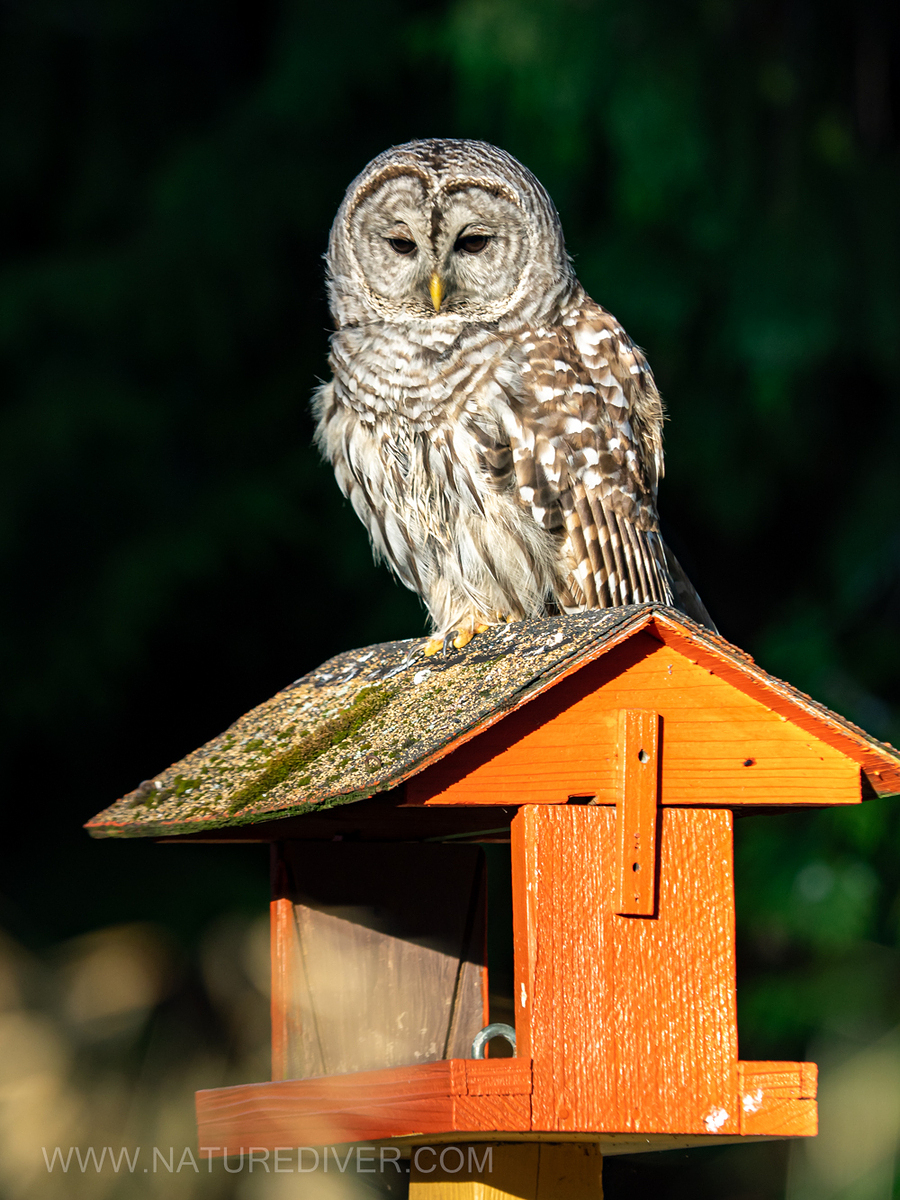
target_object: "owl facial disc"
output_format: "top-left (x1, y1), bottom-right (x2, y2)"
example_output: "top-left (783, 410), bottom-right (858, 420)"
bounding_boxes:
top-left (326, 139), bottom-right (573, 330)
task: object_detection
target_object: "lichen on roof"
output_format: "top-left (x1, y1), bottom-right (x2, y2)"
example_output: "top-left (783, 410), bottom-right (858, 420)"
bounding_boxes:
top-left (85, 603), bottom-right (900, 839)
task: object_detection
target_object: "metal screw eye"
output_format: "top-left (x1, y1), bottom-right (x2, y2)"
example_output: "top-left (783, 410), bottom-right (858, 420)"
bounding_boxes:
top-left (471, 1023), bottom-right (516, 1059)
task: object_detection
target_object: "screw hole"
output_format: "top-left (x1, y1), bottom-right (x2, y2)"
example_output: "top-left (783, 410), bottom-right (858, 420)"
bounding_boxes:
top-left (638, 749), bottom-right (650, 763)
top-left (632, 862), bottom-right (640, 872)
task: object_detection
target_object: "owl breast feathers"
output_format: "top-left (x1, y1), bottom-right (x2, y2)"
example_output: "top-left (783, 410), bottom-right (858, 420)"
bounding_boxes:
top-left (314, 138), bottom-right (713, 642)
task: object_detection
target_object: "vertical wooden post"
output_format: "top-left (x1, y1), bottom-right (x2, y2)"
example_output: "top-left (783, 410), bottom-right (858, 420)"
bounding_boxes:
top-left (615, 710), bottom-right (660, 916)
top-left (408, 1142), bottom-right (602, 1199)
top-left (511, 804), bottom-right (739, 1134)
top-left (270, 897), bottom-right (297, 1081)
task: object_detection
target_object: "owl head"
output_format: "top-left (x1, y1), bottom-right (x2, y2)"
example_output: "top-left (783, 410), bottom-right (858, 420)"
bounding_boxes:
top-left (326, 139), bottom-right (574, 332)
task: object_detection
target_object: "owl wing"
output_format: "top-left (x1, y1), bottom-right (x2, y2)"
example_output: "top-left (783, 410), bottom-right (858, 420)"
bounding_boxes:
top-left (477, 296), bottom-right (713, 627)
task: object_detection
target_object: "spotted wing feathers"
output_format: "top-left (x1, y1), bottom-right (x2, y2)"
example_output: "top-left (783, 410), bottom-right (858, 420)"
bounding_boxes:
top-left (503, 297), bottom-right (698, 618)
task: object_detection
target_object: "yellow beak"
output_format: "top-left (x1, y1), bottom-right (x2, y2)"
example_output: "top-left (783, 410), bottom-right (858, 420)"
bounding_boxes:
top-left (429, 271), bottom-right (444, 313)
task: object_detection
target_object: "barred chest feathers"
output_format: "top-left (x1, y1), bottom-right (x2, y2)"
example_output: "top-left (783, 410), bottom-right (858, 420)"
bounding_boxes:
top-left (313, 324), bottom-right (566, 633)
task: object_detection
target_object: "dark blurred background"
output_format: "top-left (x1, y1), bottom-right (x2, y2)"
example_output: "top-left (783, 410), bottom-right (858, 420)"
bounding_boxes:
top-left (1, 1), bottom-right (900, 1196)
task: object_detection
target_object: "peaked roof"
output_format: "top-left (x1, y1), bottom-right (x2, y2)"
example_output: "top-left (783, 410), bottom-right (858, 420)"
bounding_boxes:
top-left (86, 605), bottom-right (900, 839)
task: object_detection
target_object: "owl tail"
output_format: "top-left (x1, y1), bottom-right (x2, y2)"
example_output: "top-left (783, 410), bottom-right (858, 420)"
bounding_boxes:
top-left (663, 543), bottom-right (718, 633)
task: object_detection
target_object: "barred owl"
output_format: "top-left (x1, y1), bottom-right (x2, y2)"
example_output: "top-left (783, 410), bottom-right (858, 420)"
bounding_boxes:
top-left (313, 139), bottom-right (713, 652)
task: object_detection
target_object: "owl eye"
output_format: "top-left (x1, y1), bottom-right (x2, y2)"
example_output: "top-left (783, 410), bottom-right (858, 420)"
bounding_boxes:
top-left (455, 234), bottom-right (490, 255)
top-left (388, 237), bottom-right (417, 255)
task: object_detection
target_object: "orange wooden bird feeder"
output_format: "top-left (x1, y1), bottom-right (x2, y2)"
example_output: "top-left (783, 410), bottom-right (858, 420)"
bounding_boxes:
top-left (87, 604), bottom-right (900, 1192)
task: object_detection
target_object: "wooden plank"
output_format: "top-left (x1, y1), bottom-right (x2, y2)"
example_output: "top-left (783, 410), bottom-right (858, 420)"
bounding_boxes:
top-left (465, 1059), bottom-right (533, 1096)
top-left (407, 636), bottom-right (862, 808)
top-left (454, 1094), bottom-right (531, 1132)
top-left (199, 1097), bottom-right (456, 1148)
top-left (270, 898), bottom-right (301, 1081)
top-left (738, 1061), bottom-right (818, 1137)
top-left (196, 1059), bottom-right (532, 1152)
top-left (408, 1143), bottom-right (603, 1200)
top-left (615, 711), bottom-right (659, 915)
top-left (198, 1063), bottom-right (459, 1150)
top-left (197, 1072), bottom-right (455, 1149)
top-left (272, 842), bottom-right (488, 1079)
top-left (512, 805), bottom-right (739, 1135)
top-left (740, 1096), bottom-right (817, 1137)
top-left (738, 1061), bottom-right (818, 1099)
top-left (511, 811), bottom-right (535, 1066)
top-left (196, 1053), bottom-right (817, 1150)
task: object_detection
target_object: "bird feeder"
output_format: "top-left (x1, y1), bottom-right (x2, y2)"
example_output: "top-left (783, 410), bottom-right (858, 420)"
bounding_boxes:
top-left (87, 604), bottom-right (900, 1196)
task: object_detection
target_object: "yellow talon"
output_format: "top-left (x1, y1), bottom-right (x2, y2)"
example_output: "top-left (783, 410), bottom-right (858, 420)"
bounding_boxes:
top-left (424, 622), bottom-right (490, 656)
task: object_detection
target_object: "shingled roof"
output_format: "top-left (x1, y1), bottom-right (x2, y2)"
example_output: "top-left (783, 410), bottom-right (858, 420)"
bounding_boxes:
top-left (86, 604), bottom-right (900, 839)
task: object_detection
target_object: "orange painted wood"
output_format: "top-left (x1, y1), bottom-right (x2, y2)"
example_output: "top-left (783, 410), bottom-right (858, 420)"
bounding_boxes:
top-left (196, 1052), bottom-right (818, 1150)
top-left (464, 1058), bottom-right (532, 1096)
top-left (738, 1062), bottom-right (817, 1136)
top-left (405, 635), bottom-right (862, 808)
top-left (270, 898), bottom-right (301, 1081)
top-left (454, 1093), bottom-right (532, 1132)
top-left (651, 618), bottom-right (900, 796)
top-left (738, 1061), bottom-right (818, 1099)
top-left (512, 804), bottom-right (739, 1135)
top-left (511, 808), bottom-right (536, 1065)
top-left (197, 1086), bottom-right (454, 1148)
top-left (196, 1059), bottom-right (533, 1153)
top-left (615, 711), bottom-right (659, 915)
top-left (742, 1098), bottom-right (817, 1137)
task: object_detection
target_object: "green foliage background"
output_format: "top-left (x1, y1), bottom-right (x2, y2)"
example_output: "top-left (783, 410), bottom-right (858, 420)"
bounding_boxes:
top-left (1, 1), bottom-right (899, 1195)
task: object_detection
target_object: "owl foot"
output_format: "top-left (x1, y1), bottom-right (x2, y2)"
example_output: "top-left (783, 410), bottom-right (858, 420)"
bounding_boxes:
top-left (422, 623), bottom-right (491, 657)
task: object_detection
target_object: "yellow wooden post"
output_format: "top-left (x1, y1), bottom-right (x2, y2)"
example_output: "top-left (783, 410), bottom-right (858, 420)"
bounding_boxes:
top-left (408, 1143), bottom-right (603, 1199)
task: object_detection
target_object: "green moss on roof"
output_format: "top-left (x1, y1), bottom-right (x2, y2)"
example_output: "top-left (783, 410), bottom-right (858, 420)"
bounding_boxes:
top-left (223, 684), bottom-right (395, 814)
